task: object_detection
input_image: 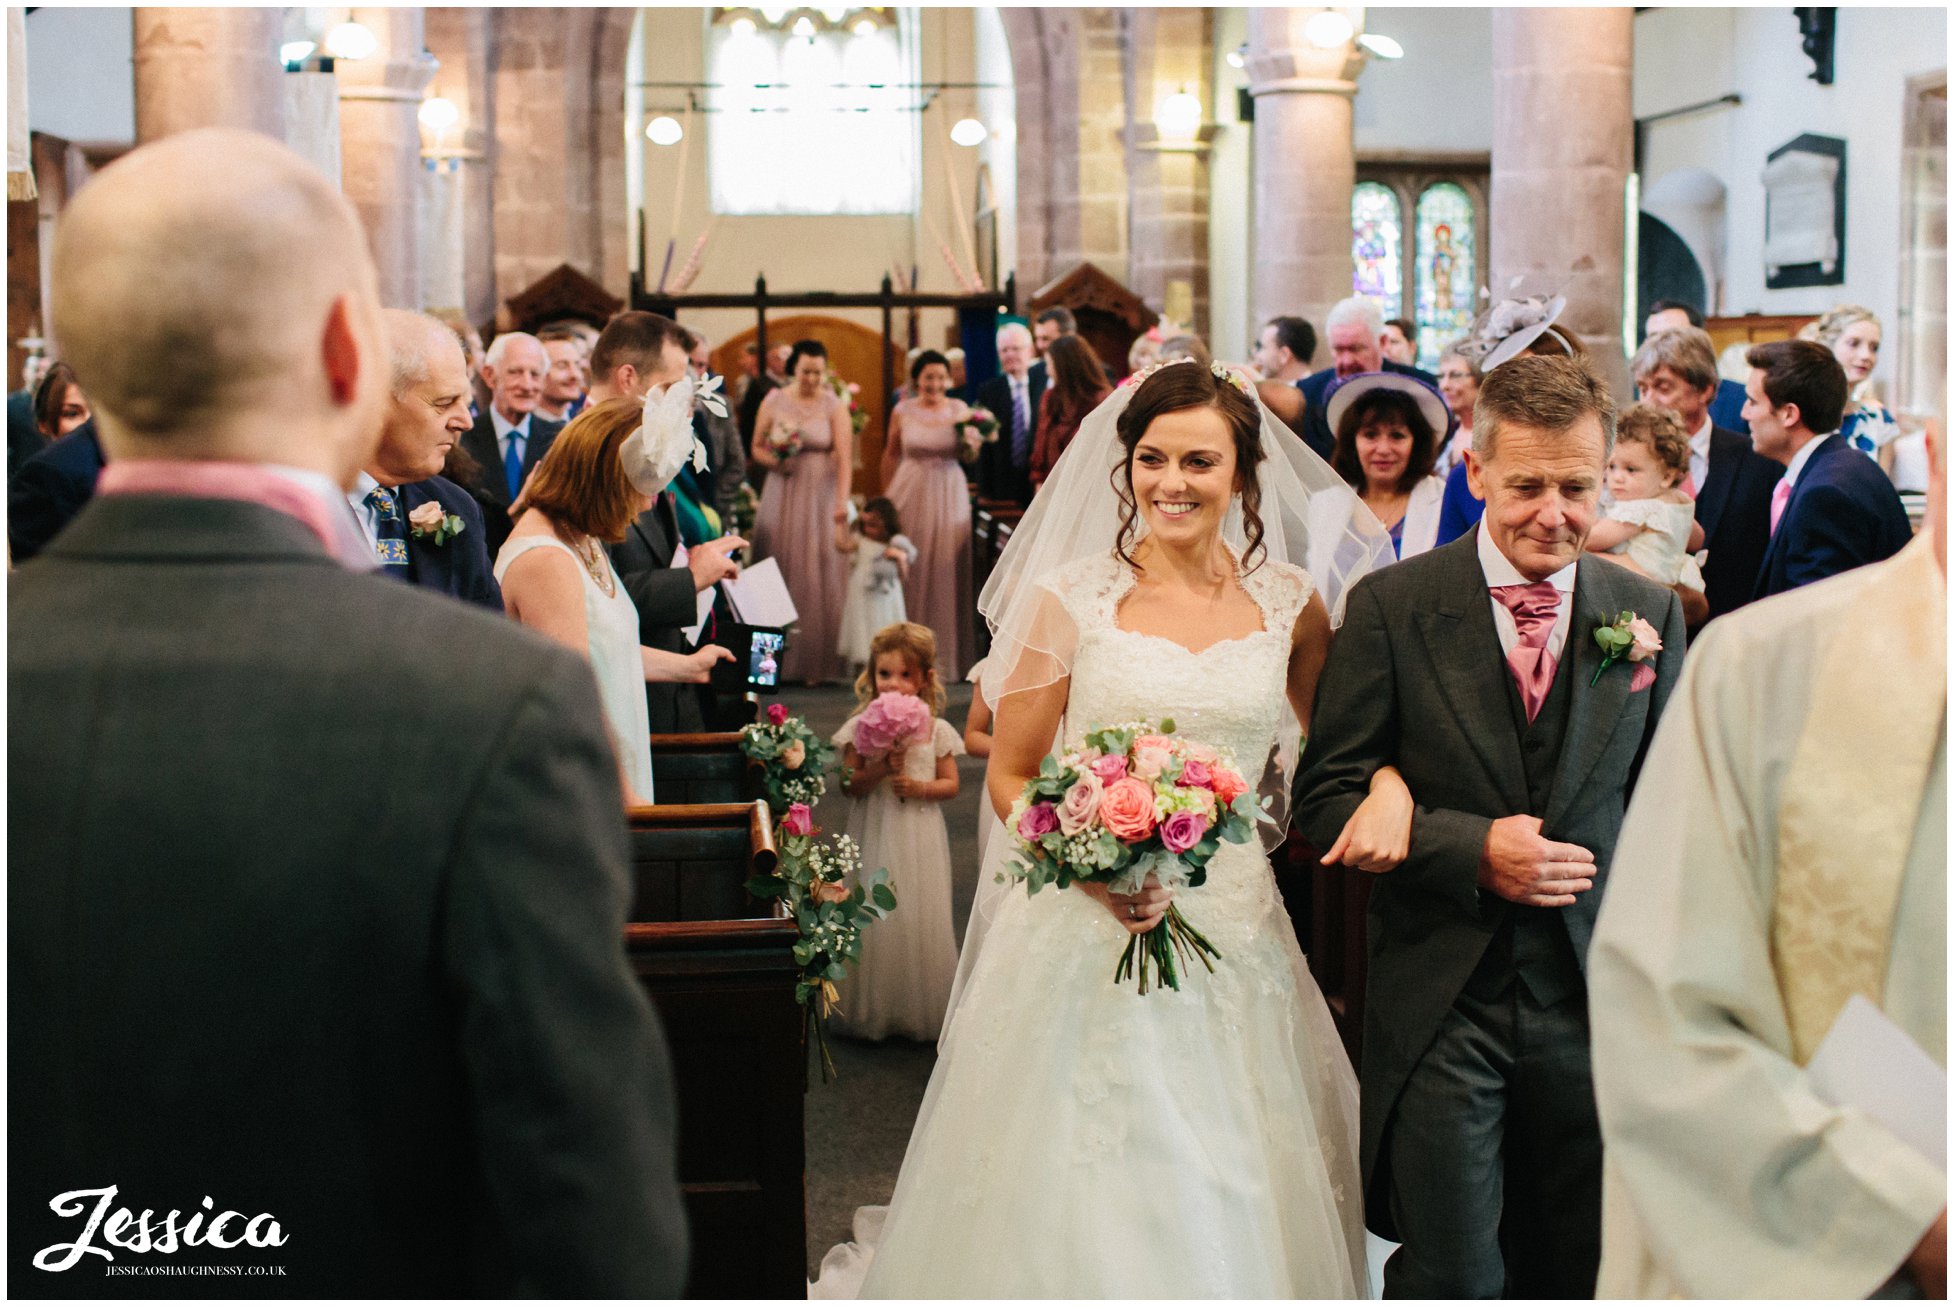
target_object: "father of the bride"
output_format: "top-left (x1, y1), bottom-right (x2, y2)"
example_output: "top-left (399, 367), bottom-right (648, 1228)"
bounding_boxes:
top-left (1295, 354), bottom-right (1685, 1298)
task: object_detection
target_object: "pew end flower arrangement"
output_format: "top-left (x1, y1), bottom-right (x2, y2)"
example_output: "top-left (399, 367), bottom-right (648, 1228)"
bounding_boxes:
top-left (739, 705), bottom-right (895, 1083)
top-left (1004, 719), bottom-right (1260, 995)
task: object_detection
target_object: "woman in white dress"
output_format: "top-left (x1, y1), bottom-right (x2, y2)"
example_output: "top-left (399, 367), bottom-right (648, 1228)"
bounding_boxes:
top-left (813, 360), bottom-right (1414, 1298)
top-left (495, 398), bottom-right (729, 804)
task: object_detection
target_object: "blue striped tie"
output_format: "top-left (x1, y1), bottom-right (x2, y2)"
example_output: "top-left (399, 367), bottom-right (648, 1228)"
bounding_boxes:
top-left (366, 487), bottom-right (411, 574)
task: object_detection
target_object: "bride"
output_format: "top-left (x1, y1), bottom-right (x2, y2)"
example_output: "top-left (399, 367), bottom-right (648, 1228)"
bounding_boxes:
top-left (816, 359), bottom-right (1408, 1298)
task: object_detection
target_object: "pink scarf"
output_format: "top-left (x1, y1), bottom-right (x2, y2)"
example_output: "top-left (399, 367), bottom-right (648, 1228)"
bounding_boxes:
top-left (96, 460), bottom-right (370, 567)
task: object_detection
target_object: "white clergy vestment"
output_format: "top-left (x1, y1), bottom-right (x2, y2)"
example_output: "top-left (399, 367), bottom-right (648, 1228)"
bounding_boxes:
top-left (1589, 532), bottom-right (1945, 1299)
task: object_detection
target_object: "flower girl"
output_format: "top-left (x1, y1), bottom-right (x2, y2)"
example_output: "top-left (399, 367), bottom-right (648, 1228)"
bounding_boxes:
top-left (1586, 402), bottom-right (1702, 584)
top-left (835, 497), bottom-right (918, 673)
top-left (830, 622), bottom-right (963, 1042)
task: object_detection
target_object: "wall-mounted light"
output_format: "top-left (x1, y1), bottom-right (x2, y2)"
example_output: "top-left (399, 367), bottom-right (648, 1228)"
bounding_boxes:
top-left (1225, 45), bottom-right (1246, 70)
top-left (950, 117), bottom-right (988, 147)
top-left (1155, 88), bottom-right (1204, 142)
top-left (324, 21), bottom-right (377, 62)
top-left (645, 115), bottom-right (685, 146)
top-left (419, 96), bottom-right (459, 137)
top-left (1304, 10), bottom-right (1355, 50)
top-left (280, 40), bottom-right (317, 70)
top-left (1356, 32), bottom-right (1404, 59)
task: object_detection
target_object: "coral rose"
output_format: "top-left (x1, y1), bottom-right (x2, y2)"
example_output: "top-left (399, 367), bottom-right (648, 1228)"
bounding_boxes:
top-left (1209, 767), bottom-right (1248, 805)
top-left (779, 739), bottom-right (806, 770)
top-left (1098, 777), bottom-right (1159, 842)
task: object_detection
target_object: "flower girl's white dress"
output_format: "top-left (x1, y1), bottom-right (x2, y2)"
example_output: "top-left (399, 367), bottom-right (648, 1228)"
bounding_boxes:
top-left (814, 551), bottom-right (1368, 1298)
top-left (829, 711), bottom-right (964, 1042)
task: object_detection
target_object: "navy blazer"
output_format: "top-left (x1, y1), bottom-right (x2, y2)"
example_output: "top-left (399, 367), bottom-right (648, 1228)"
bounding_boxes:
top-left (1297, 359), bottom-right (1440, 462)
top-left (1754, 433), bottom-right (1911, 600)
top-left (396, 476), bottom-right (503, 611)
top-left (1693, 426), bottom-right (1780, 623)
top-left (1707, 378), bottom-right (1749, 437)
top-left (973, 370), bottom-right (1045, 507)
top-left (8, 419), bottom-right (104, 562)
top-left (458, 411), bottom-right (564, 556)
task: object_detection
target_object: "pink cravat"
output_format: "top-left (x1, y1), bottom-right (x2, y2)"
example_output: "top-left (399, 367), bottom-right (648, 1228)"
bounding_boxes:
top-left (1769, 479), bottom-right (1793, 536)
top-left (1491, 580), bottom-right (1562, 723)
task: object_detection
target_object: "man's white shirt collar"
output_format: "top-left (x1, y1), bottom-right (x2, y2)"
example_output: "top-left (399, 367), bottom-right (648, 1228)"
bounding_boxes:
top-left (1476, 519), bottom-right (1577, 593)
top-left (1782, 431), bottom-right (1833, 490)
top-left (1476, 521), bottom-right (1575, 661)
top-left (490, 408), bottom-right (531, 442)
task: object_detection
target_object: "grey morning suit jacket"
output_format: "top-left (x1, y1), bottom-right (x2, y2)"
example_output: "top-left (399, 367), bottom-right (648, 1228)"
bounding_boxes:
top-left (9, 495), bottom-right (687, 1297)
top-left (1292, 532), bottom-right (1684, 1231)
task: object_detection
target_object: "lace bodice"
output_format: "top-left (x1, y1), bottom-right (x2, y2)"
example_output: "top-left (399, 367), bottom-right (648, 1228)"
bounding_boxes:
top-left (1044, 550), bottom-right (1312, 779)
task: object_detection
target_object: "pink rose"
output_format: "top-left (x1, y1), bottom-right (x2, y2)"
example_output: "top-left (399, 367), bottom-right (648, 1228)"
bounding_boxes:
top-left (1098, 777), bottom-right (1158, 843)
top-left (1160, 810), bottom-right (1209, 854)
top-left (1087, 754), bottom-right (1128, 785)
top-left (1183, 741), bottom-right (1219, 766)
top-left (1056, 772), bottom-right (1105, 836)
top-left (408, 501), bottom-right (447, 533)
top-left (1180, 758), bottom-right (1214, 790)
top-left (779, 739), bottom-right (806, 770)
top-left (765, 703), bottom-right (790, 726)
top-left (1130, 741), bottom-right (1173, 781)
top-left (1625, 617), bottom-right (1663, 663)
top-left (781, 803), bottom-right (814, 836)
top-left (1210, 767), bottom-right (1248, 806)
top-left (1017, 802), bottom-right (1060, 841)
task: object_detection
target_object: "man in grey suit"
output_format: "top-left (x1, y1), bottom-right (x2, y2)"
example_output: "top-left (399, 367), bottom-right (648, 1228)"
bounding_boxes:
top-left (9, 129), bottom-right (686, 1296)
top-left (1296, 355), bottom-right (1685, 1298)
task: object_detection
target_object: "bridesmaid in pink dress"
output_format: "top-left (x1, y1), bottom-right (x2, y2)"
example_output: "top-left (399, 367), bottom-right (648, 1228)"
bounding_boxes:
top-left (881, 351), bottom-right (974, 681)
top-left (750, 340), bottom-right (853, 684)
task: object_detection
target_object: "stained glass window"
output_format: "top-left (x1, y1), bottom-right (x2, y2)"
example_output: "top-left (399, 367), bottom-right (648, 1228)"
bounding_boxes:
top-left (1351, 182), bottom-right (1402, 317)
top-left (1414, 183), bottom-right (1477, 370)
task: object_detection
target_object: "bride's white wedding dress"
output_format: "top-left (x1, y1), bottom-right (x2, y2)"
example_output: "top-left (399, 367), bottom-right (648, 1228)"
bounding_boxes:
top-left (814, 549), bottom-right (1369, 1299)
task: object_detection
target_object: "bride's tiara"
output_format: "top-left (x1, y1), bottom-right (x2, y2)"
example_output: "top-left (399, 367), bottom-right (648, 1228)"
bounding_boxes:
top-left (1122, 356), bottom-right (1256, 399)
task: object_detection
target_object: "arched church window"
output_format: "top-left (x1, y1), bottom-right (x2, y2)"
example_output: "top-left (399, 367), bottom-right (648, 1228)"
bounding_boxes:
top-left (1413, 183), bottom-right (1476, 370)
top-left (706, 8), bottom-right (915, 216)
top-left (1351, 182), bottom-right (1403, 318)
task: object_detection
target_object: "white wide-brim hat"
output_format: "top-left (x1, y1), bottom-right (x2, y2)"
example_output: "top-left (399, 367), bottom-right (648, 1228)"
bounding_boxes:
top-left (1323, 370), bottom-right (1457, 443)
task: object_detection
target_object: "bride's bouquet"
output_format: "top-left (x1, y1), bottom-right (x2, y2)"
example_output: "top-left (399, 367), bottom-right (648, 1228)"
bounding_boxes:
top-left (1003, 719), bottom-right (1259, 995)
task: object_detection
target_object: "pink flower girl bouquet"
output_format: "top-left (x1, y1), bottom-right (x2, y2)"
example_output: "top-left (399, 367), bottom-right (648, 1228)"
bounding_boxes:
top-left (1003, 718), bottom-right (1261, 994)
top-left (852, 691), bottom-right (932, 759)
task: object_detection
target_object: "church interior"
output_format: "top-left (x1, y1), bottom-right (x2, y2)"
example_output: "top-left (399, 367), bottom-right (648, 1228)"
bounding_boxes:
top-left (7, 4), bottom-right (1946, 1297)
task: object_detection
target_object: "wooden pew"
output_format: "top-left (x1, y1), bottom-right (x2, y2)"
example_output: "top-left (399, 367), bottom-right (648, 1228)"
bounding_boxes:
top-left (624, 803), bottom-right (806, 1299)
top-left (649, 732), bottom-right (758, 807)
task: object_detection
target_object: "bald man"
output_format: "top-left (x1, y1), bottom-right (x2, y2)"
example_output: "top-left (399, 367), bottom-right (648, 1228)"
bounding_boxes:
top-left (347, 309), bottom-right (501, 609)
top-left (9, 130), bottom-right (686, 1296)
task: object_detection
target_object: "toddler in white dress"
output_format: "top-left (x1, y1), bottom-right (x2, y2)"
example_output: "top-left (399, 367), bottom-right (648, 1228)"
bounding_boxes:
top-left (835, 497), bottom-right (918, 672)
top-left (830, 620), bottom-right (962, 1042)
top-left (1588, 402), bottom-right (1701, 586)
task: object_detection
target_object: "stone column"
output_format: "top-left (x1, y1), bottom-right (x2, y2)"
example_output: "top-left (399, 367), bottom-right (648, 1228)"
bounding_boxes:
top-left (1244, 9), bottom-right (1365, 338)
top-left (424, 6), bottom-right (497, 326)
top-left (1491, 8), bottom-right (1633, 388)
top-left (1122, 8), bottom-right (1213, 335)
top-left (336, 7), bottom-right (434, 309)
top-left (133, 8), bottom-right (286, 142)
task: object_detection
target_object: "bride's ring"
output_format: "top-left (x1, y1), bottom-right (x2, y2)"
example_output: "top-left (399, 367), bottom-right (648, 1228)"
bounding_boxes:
top-left (1128, 904), bottom-right (1139, 920)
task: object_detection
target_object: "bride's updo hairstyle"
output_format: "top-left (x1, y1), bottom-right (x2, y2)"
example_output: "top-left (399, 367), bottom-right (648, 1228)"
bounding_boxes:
top-left (1112, 359), bottom-right (1268, 572)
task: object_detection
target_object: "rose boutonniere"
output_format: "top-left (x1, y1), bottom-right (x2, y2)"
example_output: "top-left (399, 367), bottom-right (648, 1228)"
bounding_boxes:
top-left (407, 501), bottom-right (465, 546)
top-left (1592, 611), bottom-right (1662, 691)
